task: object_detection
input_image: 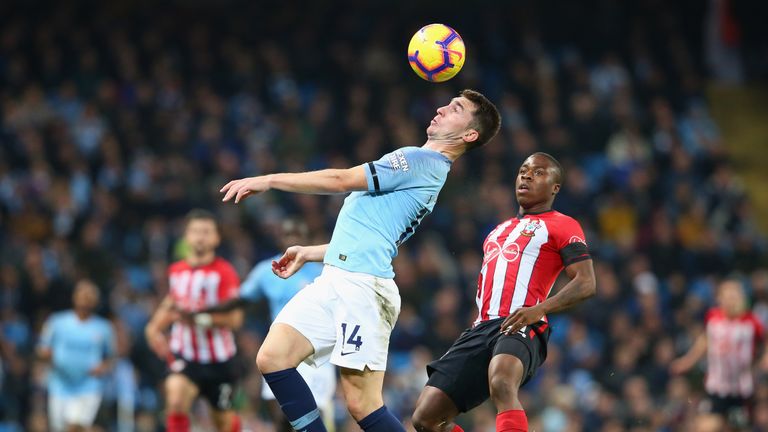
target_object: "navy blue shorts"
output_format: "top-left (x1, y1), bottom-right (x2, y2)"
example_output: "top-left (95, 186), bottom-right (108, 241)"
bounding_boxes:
top-left (426, 318), bottom-right (550, 413)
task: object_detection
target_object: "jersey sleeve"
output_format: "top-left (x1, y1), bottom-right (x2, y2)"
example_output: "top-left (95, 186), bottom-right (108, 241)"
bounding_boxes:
top-left (364, 147), bottom-right (434, 192)
top-left (240, 261), bottom-right (271, 302)
top-left (704, 308), bottom-right (718, 324)
top-left (218, 261), bottom-right (241, 302)
top-left (556, 217), bottom-right (591, 266)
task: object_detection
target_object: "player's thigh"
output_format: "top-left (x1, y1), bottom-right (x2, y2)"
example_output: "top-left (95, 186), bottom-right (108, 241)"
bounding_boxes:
top-left (258, 322), bottom-right (316, 371)
top-left (329, 271), bottom-right (401, 372)
top-left (425, 322), bottom-right (497, 413)
top-left (412, 385), bottom-right (461, 429)
top-left (338, 367), bottom-right (385, 420)
top-left (270, 276), bottom-right (337, 368)
top-left (491, 321), bottom-right (550, 391)
top-left (66, 393), bottom-right (102, 427)
top-left (487, 354), bottom-right (525, 402)
top-left (48, 394), bottom-right (66, 432)
top-left (164, 372), bottom-right (200, 412)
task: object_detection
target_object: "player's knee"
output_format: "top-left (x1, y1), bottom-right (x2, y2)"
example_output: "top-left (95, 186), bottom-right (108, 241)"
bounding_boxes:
top-left (165, 397), bottom-right (188, 414)
top-left (344, 392), bottom-right (382, 421)
top-left (411, 408), bottom-right (444, 432)
top-left (489, 373), bottom-right (519, 404)
top-left (256, 344), bottom-right (288, 373)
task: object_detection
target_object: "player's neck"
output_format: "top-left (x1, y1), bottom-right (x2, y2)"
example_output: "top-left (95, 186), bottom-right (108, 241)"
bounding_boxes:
top-left (518, 202), bottom-right (553, 216)
top-left (186, 252), bottom-right (216, 267)
top-left (422, 139), bottom-right (465, 161)
top-left (74, 309), bottom-right (91, 321)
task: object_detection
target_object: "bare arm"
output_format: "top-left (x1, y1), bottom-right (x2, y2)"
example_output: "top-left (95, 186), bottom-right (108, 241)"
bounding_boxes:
top-left (144, 296), bottom-right (178, 359)
top-left (221, 166), bottom-right (368, 203)
top-left (501, 259), bottom-right (596, 334)
top-left (538, 259), bottom-right (597, 315)
top-left (670, 333), bottom-right (708, 374)
top-left (194, 298), bottom-right (250, 314)
top-left (272, 244), bottom-right (329, 279)
top-left (194, 309), bottom-right (244, 330)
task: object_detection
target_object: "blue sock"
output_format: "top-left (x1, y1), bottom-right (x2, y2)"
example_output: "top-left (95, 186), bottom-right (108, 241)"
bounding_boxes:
top-left (263, 368), bottom-right (327, 432)
top-left (357, 405), bottom-right (405, 432)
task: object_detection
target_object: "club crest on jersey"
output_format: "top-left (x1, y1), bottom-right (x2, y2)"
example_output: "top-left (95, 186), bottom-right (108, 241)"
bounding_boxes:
top-left (520, 220), bottom-right (541, 237)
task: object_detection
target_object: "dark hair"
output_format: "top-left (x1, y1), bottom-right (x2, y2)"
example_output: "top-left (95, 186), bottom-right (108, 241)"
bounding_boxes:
top-left (184, 208), bottom-right (219, 231)
top-left (459, 89), bottom-right (501, 150)
top-left (531, 152), bottom-right (564, 184)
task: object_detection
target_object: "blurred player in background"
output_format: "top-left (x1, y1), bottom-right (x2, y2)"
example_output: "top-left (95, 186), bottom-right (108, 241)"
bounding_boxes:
top-left (144, 209), bottom-right (243, 432)
top-left (184, 218), bottom-right (336, 431)
top-left (411, 153), bottom-right (597, 432)
top-left (38, 279), bottom-right (116, 432)
top-left (670, 279), bottom-right (767, 432)
top-left (220, 90), bottom-right (501, 432)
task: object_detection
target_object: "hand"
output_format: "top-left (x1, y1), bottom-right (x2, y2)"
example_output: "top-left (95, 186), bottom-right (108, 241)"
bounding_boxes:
top-left (147, 331), bottom-right (170, 359)
top-left (500, 305), bottom-right (545, 336)
top-left (220, 176), bottom-right (271, 203)
top-left (89, 362), bottom-right (110, 377)
top-left (272, 246), bottom-right (306, 279)
top-left (170, 305), bottom-right (193, 325)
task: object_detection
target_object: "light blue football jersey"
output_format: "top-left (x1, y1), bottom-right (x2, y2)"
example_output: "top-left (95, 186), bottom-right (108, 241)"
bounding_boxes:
top-left (324, 146), bottom-right (451, 278)
top-left (39, 311), bottom-right (116, 396)
top-left (240, 255), bottom-right (324, 321)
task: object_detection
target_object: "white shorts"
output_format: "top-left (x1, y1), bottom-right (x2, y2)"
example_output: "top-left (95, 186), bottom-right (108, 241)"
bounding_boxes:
top-left (273, 265), bottom-right (401, 371)
top-left (261, 360), bottom-right (336, 407)
top-left (48, 393), bottom-right (102, 431)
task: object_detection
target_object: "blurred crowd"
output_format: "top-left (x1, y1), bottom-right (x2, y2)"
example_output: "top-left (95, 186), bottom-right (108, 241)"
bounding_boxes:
top-left (1, 0), bottom-right (767, 431)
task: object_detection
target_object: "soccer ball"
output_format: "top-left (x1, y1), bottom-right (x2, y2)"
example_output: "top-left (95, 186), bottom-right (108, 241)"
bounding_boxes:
top-left (408, 24), bottom-right (466, 82)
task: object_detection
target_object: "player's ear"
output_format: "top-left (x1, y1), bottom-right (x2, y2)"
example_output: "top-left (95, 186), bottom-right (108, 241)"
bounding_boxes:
top-left (552, 183), bottom-right (561, 195)
top-left (463, 129), bottom-right (479, 143)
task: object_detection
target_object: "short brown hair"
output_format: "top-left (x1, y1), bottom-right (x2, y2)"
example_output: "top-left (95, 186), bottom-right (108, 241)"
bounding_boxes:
top-left (460, 89), bottom-right (501, 150)
top-left (184, 209), bottom-right (219, 232)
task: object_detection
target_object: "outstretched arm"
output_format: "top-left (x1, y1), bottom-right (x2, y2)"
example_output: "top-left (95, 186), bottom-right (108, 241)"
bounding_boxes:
top-left (501, 259), bottom-right (596, 334)
top-left (193, 298), bottom-right (249, 314)
top-left (221, 166), bottom-right (368, 203)
top-left (176, 300), bottom-right (246, 331)
top-left (272, 244), bottom-right (328, 279)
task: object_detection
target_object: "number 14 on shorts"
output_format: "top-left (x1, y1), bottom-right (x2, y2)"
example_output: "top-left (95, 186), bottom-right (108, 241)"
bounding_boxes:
top-left (340, 323), bottom-right (363, 355)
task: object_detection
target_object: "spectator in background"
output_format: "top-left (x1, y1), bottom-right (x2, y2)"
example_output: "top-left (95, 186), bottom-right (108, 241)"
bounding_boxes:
top-left (670, 279), bottom-right (767, 431)
top-left (37, 280), bottom-right (115, 432)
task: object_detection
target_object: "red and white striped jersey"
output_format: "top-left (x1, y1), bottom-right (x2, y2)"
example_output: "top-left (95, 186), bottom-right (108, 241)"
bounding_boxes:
top-left (704, 308), bottom-right (764, 397)
top-left (168, 257), bottom-right (240, 364)
top-left (474, 210), bottom-right (590, 325)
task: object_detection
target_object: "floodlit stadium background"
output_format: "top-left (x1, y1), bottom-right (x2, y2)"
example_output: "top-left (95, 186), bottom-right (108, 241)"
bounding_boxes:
top-left (1, 0), bottom-right (767, 430)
